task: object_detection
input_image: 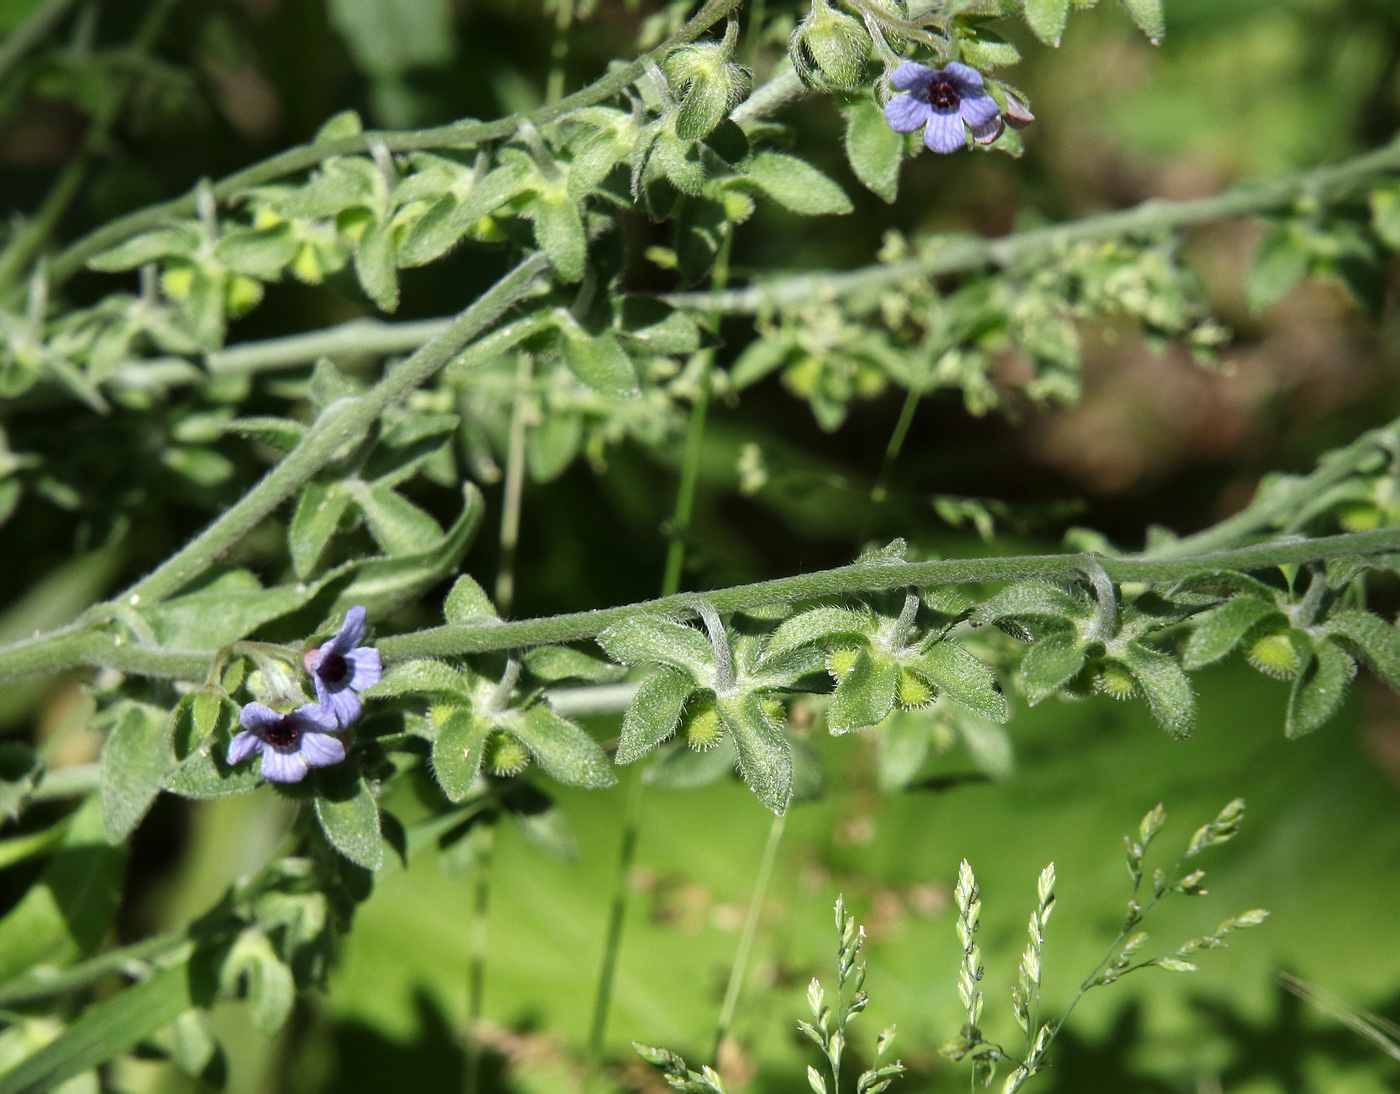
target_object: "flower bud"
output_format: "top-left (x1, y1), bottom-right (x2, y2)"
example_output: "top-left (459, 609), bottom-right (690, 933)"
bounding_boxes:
top-left (682, 699), bottom-right (725, 750)
top-left (790, 0), bottom-right (872, 91)
top-left (663, 22), bottom-right (751, 141)
top-left (485, 732), bottom-right (531, 776)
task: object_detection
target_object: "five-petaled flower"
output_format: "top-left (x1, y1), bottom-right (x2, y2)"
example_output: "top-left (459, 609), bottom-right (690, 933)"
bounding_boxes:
top-left (883, 61), bottom-right (1001, 154)
top-left (303, 605), bottom-right (382, 728)
top-left (229, 702), bottom-right (345, 784)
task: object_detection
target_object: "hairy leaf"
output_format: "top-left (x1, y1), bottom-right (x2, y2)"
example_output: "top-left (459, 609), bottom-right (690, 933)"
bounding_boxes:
top-left (509, 705), bottom-right (616, 787)
top-left (1182, 595), bottom-right (1279, 669)
top-left (913, 641), bottom-right (1008, 723)
top-left (432, 709), bottom-right (492, 802)
top-left (829, 649), bottom-right (898, 732)
top-left (718, 693), bottom-right (792, 814)
top-left (617, 669), bottom-right (695, 763)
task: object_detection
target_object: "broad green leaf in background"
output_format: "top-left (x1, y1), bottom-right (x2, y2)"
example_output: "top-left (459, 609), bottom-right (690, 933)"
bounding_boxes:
top-left (99, 703), bottom-right (174, 841)
top-left (843, 99), bottom-right (903, 203)
top-left (315, 767), bottom-right (384, 871)
top-left (0, 797), bottom-right (125, 983)
top-left (326, 0), bottom-right (453, 76)
top-left (742, 151), bottom-right (853, 216)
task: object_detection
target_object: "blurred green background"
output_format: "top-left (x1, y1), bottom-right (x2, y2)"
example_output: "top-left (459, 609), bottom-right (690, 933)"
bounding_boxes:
top-left (3, 0), bottom-right (1400, 1090)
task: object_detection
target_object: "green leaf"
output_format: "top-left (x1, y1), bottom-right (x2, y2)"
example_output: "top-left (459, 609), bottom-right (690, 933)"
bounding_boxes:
top-left (764, 605), bottom-right (875, 660)
top-left (324, 482), bottom-right (483, 616)
top-left (649, 131), bottom-right (706, 195)
top-left (534, 194), bottom-right (587, 282)
top-left (363, 659), bottom-right (473, 701)
top-left (354, 482), bottom-right (444, 556)
top-left (443, 574), bottom-right (497, 622)
top-left (0, 797), bottom-right (125, 983)
top-left (521, 645), bottom-right (624, 684)
top-left (99, 703), bottom-right (174, 841)
top-left (509, 705), bottom-right (616, 788)
top-left (617, 670), bottom-right (695, 763)
top-left (842, 98), bottom-right (903, 203)
top-left (1024, 0), bottom-right (1070, 45)
top-left (973, 582), bottom-right (1086, 633)
top-left (829, 649), bottom-right (899, 732)
top-left (717, 693), bottom-right (792, 813)
top-left (728, 336), bottom-right (791, 390)
top-left (87, 225), bottom-right (200, 272)
top-left (876, 714), bottom-right (932, 792)
top-left (0, 962), bottom-right (194, 1094)
top-left (527, 409), bottom-right (583, 482)
top-left (1325, 609), bottom-right (1400, 690)
top-left (215, 224), bottom-right (299, 279)
top-left (326, 0), bottom-right (453, 75)
top-left (354, 218), bottom-right (399, 312)
top-left (1019, 631), bottom-right (1089, 703)
top-left (618, 297), bottom-right (703, 355)
top-left (165, 743), bottom-right (263, 800)
top-left (742, 152), bottom-right (852, 216)
top-left (289, 479), bottom-right (352, 579)
top-left (0, 742), bottom-right (41, 822)
top-left (1246, 224), bottom-right (1309, 313)
top-left (558, 328), bottom-right (639, 396)
top-left (1118, 0), bottom-right (1165, 43)
top-left (1285, 641), bottom-right (1354, 738)
top-left (1116, 643), bottom-right (1195, 739)
top-left (222, 930), bottom-right (295, 1034)
top-left (397, 194), bottom-right (473, 267)
top-left (1182, 596), bottom-right (1279, 669)
top-left (675, 196), bottom-right (727, 286)
top-left (597, 616), bottom-right (715, 679)
top-left (136, 568), bottom-right (312, 648)
top-left (912, 641), bottom-right (1008, 723)
top-left (1371, 185), bottom-right (1400, 249)
top-left (314, 766), bottom-right (384, 870)
top-left (431, 709), bottom-right (490, 802)
top-left (959, 32), bottom-right (1022, 69)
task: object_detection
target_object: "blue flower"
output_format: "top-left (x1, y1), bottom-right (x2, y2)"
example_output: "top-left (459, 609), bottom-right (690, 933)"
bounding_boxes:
top-left (303, 605), bottom-right (382, 727)
top-left (883, 61), bottom-right (1001, 154)
top-left (228, 702), bottom-right (345, 783)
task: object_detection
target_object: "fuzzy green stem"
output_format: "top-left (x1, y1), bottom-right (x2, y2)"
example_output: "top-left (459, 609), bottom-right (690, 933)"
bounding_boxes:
top-left (861, 386), bottom-right (922, 543)
top-left (43, 0), bottom-right (742, 288)
top-left (495, 353), bottom-right (535, 616)
top-left (6, 527), bottom-right (1400, 684)
top-left (713, 810), bottom-right (787, 1055)
top-left (663, 133), bottom-right (1400, 316)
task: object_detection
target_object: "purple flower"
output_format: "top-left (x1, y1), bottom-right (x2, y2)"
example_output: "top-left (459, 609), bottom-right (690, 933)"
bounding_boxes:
top-left (883, 61), bottom-right (1001, 154)
top-left (229, 702), bottom-right (345, 783)
top-left (303, 605), bottom-right (382, 727)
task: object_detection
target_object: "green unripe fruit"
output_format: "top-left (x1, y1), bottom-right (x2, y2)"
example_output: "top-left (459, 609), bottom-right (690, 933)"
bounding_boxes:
top-left (484, 732), bottom-right (531, 776)
top-left (896, 668), bottom-right (936, 710)
top-left (790, 0), bottom-right (872, 90)
top-left (1094, 661), bottom-right (1138, 701)
top-left (827, 646), bottom-right (861, 680)
top-left (682, 700), bottom-right (725, 750)
top-left (1246, 630), bottom-right (1301, 679)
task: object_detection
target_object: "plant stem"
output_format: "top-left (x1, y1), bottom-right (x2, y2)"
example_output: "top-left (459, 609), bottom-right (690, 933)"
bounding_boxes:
top-left (546, 0), bottom-right (576, 106)
top-left (662, 133), bottom-right (1400, 316)
top-left (43, 0), bottom-right (743, 289)
top-left (7, 527), bottom-right (1400, 683)
top-left (859, 385), bottom-right (922, 544)
top-left (713, 810), bottom-right (786, 1055)
top-left (496, 353), bottom-right (535, 616)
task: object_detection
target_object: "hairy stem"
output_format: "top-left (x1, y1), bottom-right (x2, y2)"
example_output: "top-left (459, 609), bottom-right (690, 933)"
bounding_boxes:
top-left (662, 134), bottom-right (1400, 315)
top-left (44, 0), bottom-right (742, 288)
top-left (6, 528), bottom-right (1400, 683)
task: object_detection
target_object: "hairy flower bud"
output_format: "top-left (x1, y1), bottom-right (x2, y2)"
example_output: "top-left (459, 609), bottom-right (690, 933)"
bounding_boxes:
top-left (662, 22), bottom-right (751, 141)
top-left (790, 0), bottom-right (872, 91)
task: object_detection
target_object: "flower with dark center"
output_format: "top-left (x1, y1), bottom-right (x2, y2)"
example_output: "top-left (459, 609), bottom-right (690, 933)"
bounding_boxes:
top-left (883, 61), bottom-right (1001, 154)
top-left (228, 702), bottom-right (344, 783)
top-left (303, 605), bottom-right (382, 727)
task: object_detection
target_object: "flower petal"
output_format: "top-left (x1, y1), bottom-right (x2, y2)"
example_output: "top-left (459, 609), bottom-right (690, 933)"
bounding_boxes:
top-left (227, 730), bottom-right (262, 766)
top-left (890, 62), bottom-right (934, 93)
top-left (239, 701), bottom-right (282, 730)
top-left (322, 688), bottom-right (362, 728)
top-left (971, 114), bottom-right (1005, 145)
top-left (261, 746), bottom-right (309, 783)
top-left (959, 92), bottom-right (1001, 130)
top-left (346, 647), bottom-right (382, 690)
top-left (329, 605), bottom-right (368, 654)
top-left (884, 94), bottom-right (931, 134)
top-left (296, 701), bottom-right (340, 731)
top-left (942, 62), bottom-right (985, 94)
top-left (922, 109), bottom-right (966, 154)
top-left (300, 732), bottom-right (347, 768)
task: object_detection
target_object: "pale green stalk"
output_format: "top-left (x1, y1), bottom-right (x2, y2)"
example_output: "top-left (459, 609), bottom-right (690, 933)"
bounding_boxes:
top-left (713, 810), bottom-right (787, 1054)
top-left (859, 385), bottom-right (923, 544)
top-left (6, 527), bottom-right (1400, 683)
top-left (663, 133), bottom-right (1400, 316)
